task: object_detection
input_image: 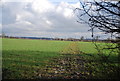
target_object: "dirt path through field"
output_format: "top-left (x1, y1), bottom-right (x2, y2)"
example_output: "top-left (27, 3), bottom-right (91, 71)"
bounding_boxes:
top-left (61, 42), bottom-right (83, 55)
top-left (36, 42), bottom-right (91, 79)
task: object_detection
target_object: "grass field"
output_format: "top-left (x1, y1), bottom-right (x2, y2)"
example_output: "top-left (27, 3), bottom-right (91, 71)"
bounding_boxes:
top-left (2, 38), bottom-right (119, 79)
top-left (2, 38), bottom-right (72, 78)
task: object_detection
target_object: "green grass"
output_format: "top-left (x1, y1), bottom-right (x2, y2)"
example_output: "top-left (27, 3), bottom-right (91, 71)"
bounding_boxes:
top-left (78, 42), bottom-right (118, 62)
top-left (2, 38), bottom-right (70, 66)
top-left (2, 38), bottom-right (71, 52)
top-left (78, 42), bottom-right (97, 54)
top-left (2, 38), bottom-right (71, 79)
top-left (2, 38), bottom-right (119, 79)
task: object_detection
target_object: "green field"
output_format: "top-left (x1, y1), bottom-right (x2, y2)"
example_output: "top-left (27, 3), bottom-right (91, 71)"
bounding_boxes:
top-left (2, 38), bottom-right (119, 79)
top-left (2, 38), bottom-right (71, 78)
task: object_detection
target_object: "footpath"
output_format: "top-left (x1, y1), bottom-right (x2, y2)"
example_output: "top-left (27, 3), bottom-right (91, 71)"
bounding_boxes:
top-left (35, 42), bottom-right (92, 79)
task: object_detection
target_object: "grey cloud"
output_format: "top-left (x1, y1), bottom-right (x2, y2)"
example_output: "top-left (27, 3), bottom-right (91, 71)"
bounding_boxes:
top-left (1, 1), bottom-right (94, 38)
top-left (2, 2), bottom-right (31, 24)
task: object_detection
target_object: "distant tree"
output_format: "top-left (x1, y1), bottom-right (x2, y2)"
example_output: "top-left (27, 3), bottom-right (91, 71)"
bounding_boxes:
top-left (2, 32), bottom-right (6, 38)
top-left (107, 37), bottom-right (111, 41)
top-left (80, 36), bottom-right (84, 40)
top-left (95, 36), bottom-right (100, 41)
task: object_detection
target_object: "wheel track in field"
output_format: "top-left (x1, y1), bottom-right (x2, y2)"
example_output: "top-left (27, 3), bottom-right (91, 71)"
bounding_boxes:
top-left (60, 42), bottom-right (84, 55)
top-left (36, 42), bottom-right (92, 79)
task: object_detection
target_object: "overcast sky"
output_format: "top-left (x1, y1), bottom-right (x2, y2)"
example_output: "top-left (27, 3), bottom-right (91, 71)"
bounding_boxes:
top-left (1, 0), bottom-right (110, 39)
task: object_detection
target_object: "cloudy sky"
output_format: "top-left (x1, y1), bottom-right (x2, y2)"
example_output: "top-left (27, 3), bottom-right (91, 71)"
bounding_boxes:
top-left (1, 0), bottom-right (108, 39)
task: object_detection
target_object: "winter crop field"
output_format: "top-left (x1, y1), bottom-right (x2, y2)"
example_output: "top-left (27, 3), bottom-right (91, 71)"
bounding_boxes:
top-left (2, 38), bottom-right (119, 79)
